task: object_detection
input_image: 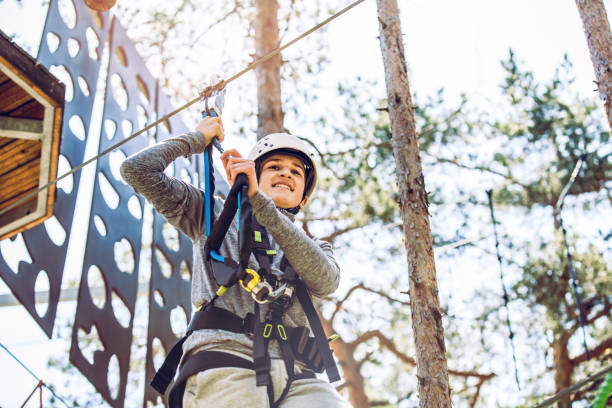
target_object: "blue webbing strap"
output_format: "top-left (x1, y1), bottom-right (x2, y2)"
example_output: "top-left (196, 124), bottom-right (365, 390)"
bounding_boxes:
top-left (204, 148), bottom-right (211, 237)
top-left (237, 191), bottom-right (241, 232)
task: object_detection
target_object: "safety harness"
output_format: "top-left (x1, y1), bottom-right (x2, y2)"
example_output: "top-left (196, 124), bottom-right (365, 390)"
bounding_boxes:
top-left (151, 144), bottom-right (340, 407)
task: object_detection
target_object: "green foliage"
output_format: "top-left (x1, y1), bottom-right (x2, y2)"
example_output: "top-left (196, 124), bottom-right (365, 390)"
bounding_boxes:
top-left (514, 232), bottom-right (611, 336)
top-left (491, 50), bottom-right (610, 208)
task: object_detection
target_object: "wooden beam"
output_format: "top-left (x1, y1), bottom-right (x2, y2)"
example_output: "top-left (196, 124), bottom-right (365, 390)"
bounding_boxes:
top-left (0, 116), bottom-right (43, 134)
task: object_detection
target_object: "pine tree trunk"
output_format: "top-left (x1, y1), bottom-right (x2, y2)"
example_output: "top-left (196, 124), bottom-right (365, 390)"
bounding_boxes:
top-left (321, 318), bottom-right (371, 408)
top-left (552, 335), bottom-right (574, 408)
top-left (575, 0), bottom-right (612, 130)
top-left (253, 0), bottom-right (284, 139)
top-left (376, 1), bottom-right (452, 407)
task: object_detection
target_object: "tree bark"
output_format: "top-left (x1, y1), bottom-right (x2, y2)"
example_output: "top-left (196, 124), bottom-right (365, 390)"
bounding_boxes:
top-left (320, 317), bottom-right (371, 408)
top-left (376, 1), bottom-right (452, 407)
top-left (253, 0), bottom-right (284, 139)
top-left (575, 0), bottom-right (612, 130)
top-left (552, 335), bottom-right (574, 408)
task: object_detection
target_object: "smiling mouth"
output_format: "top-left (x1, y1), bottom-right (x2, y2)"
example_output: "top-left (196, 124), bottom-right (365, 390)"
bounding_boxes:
top-left (272, 183), bottom-right (293, 192)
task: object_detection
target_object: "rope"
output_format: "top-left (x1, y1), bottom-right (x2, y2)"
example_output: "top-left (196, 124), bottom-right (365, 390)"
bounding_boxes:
top-left (0, 341), bottom-right (73, 408)
top-left (486, 190), bottom-right (521, 390)
top-left (0, 0), bottom-right (367, 217)
top-left (533, 365), bottom-right (612, 408)
top-left (556, 153), bottom-right (590, 360)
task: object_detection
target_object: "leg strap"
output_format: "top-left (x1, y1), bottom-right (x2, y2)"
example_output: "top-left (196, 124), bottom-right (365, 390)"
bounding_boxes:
top-left (168, 351), bottom-right (254, 408)
top-left (167, 350), bottom-right (315, 408)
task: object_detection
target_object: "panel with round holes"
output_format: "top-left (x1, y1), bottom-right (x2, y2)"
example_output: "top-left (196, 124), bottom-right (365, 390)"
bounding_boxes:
top-left (70, 17), bottom-right (156, 408)
top-left (0, 0), bottom-right (110, 338)
top-left (142, 86), bottom-right (196, 408)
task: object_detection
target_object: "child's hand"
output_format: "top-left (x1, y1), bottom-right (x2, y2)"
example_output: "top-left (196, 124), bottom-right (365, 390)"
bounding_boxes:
top-left (194, 116), bottom-right (224, 150)
top-left (220, 149), bottom-right (259, 198)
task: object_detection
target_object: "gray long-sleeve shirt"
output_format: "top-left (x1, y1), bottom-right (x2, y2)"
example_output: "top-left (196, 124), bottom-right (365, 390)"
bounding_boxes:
top-left (120, 133), bottom-right (340, 361)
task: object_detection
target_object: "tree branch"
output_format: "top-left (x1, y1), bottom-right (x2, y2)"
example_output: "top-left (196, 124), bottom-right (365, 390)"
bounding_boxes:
top-left (350, 329), bottom-right (495, 382)
top-left (425, 154), bottom-right (529, 189)
top-left (568, 299), bottom-right (611, 338)
top-left (319, 221), bottom-right (367, 243)
top-left (329, 283), bottom-right (410, 324)
top-left (570, 335), bottom-right (612, 365)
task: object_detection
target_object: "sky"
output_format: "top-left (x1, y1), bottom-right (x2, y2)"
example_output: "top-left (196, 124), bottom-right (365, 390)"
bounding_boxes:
top-left (1, 0), bottom-right (611, 407)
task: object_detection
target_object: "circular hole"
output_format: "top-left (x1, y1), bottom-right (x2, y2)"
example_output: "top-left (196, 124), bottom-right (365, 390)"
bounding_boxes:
top-left (104, 119), bottom-right (116, 140)
top-left (180, 260), bottom-right (191, 282)
top-left (87, 265), bottom-right (106, 309)
top-left (43, 215), bottom-right (66, 246)
top-left (121, 119), bottom-right (132, 138)
top-left (114, 46), bottom-right (127, 67)
top-left (67, 37), bottom-right (80, 57)
top-left (155, 248), bottom-right (172, 279)
top-left (98, 171), bottom-right (119, 209)
top-left (49, 65), bottom-right (74, 102)
top-left (57, 155), bottom-right (73, 194)
top-left (136, 75), bottom-right (149, 105)
top-left (111, 290), bottom-right (131, 328)
top-left (57, 0), bottom-right (77, 29)
top-left (85, 26), bottom-right (100, 60)
top-left (108, 150), bottom-right (127, 182)
top-left (127, 195), bottom-right (142, 219)
top-left (68, 115), bottom-right (86, 140)
top-left (114, 238), bottom-right (135, 274)
top-left (77, 75), bottom-right (90, 96)
top-left (153, 290), bottom-right (165, 308)
top-left (137, 105), bottom-right (148, 133)
top-left (34, 270), bottom-right (50, 317)
top-left (170, 306), bottom-right (188, 337)
top-left (111, 74), bottom-right (128, 111)
top-left (162, 223), bottom-right (179, 252)
top-left (46, 32), bottom-right (60, 53)
top-left (94, 214), bottom-right (107, 237)
top-left (152, 338), bottom-right (166, 371)
top-left (107, 354), bottom-right (120, 400)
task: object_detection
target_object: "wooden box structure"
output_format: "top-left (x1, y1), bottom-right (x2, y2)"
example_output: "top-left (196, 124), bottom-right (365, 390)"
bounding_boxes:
top-left (0, 30), bottom-right (65, 241)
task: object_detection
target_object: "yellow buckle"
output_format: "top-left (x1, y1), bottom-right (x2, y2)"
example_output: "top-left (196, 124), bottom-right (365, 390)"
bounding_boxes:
top-left (240, 269), bottom-right (261, 292)
top-left (277, 324), bottom-right (287, 341)
top-left (263, 323), bottom-right (273, 338)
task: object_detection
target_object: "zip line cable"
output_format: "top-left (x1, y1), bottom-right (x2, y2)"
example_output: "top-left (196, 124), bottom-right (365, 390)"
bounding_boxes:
top-left (0, 0), bottom-right (368, 217)
top-left (556, 153), bottom-right (590, 360)
top-left (532, 365), bottom-right (612, 408)
top-left (486, 190), bottom-right (521, 390)
top-left (0, 341), bottom-right (73, 408)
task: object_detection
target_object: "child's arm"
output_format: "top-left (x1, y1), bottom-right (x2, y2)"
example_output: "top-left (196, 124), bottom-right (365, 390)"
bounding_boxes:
top-left (120, 117), bottom-right (224, 241)
top-left (250, 192), bottom-right (340, 297)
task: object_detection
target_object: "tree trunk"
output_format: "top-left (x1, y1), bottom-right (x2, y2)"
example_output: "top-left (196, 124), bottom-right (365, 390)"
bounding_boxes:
top-left (253, 0), bottom-right (284, 139)
top-left (376, 1), bottom-right (452, 407)
top-left (321, 317), bottom-right (371, 408)
top-left (575, 0), bottom-right (612, 130)
top-left (552, 335), bottom-right (574, 408)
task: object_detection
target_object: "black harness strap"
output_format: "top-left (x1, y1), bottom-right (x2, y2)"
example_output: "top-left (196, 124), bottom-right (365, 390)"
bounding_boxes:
top-left (168, 351), bottom-right (254, 408)
top-left (150, 306), bottom-right (255, 395)
top-left (294, 280), bottom-right (341, 383)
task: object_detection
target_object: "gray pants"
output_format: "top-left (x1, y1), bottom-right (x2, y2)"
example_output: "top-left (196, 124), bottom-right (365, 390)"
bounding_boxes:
top-left (183, 356), bottom-right (352, 407)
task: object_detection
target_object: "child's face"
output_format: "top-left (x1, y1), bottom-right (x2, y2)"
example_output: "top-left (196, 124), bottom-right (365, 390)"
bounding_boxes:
top-left (258, 153), bottom-right (308, 209)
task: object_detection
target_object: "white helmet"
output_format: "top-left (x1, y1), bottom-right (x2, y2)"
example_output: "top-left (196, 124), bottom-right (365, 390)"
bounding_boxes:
top-left (248, 133), bottom-right (318, 200)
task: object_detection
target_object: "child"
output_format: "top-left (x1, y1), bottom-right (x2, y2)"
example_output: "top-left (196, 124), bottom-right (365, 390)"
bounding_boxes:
top-left (121, 116), bottom-right (350, 407)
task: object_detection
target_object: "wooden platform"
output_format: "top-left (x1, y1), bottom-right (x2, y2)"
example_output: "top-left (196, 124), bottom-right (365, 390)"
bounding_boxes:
top-left (0, 30), bottom-right (65, 241)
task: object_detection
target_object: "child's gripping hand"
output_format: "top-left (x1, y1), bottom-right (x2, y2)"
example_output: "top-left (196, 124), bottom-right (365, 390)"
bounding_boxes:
top-left (220, 149), bottom-right (259, 198)
top-left (189, 116), bottom-right (224, 153)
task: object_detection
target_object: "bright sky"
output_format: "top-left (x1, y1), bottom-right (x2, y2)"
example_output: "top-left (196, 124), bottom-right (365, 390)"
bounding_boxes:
top-left (1, 0), bottom-right (611, 407)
